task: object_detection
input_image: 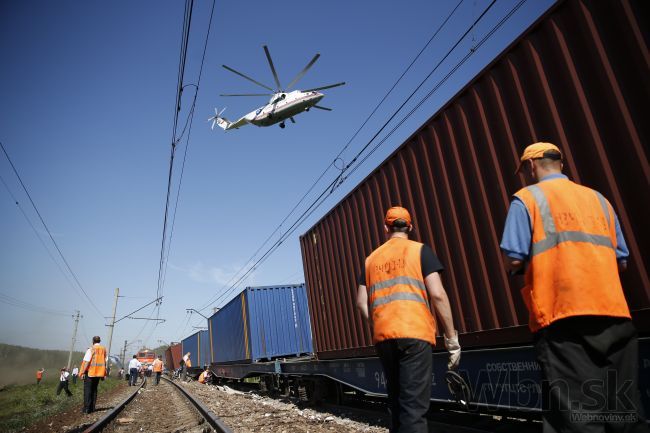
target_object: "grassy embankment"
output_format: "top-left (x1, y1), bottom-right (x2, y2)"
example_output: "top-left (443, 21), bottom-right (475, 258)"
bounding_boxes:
top-left (0, 343), bottom-right (86, 387)
top-left (0, 376), bottom-right (123, 432)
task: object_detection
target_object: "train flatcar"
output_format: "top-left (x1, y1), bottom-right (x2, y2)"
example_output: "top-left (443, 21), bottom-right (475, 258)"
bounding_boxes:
top-left (207, 0), bottom-right (649, 416)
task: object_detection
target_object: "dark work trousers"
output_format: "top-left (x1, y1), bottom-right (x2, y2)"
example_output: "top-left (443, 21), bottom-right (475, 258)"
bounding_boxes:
top-left (535, 316), bottom-right (647, 433)
top-left (72, 374), bottom-right (77, 385)
top-left (82, 376), bottom-right (101, 413)
top-left (56, 380), bottom-right (72, 396)
top-left (181, 364), bottom-right (187, 381)
top-left (155, 371), bottom-right (161, 385)
top-left (376, 338), bottom-right (433, 433)
top-left (129, 368), bottom-right (139, 386)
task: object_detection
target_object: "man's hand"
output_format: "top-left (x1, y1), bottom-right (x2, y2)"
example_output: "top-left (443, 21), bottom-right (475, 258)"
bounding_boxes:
top-left (444, 331), bottom-right (461, 370)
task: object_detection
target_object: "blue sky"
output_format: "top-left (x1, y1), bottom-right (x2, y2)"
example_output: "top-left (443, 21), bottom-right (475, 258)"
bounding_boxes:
top-left (0, 0), bottom-right (555, 353)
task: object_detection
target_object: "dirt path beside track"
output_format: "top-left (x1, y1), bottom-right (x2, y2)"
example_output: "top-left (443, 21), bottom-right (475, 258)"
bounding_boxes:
top-left (24, 378), bottom-right (134, 433)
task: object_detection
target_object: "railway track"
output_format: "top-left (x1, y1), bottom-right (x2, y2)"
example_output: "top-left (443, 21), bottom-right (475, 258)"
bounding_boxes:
top-left (195, 380), bottom-right (541, 433)
top-left (82, 377), bottom-right (233, 433)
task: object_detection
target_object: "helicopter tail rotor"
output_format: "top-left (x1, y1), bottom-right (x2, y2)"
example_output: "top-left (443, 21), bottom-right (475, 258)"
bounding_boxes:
top-left (208, 107), bottom-right (228, 130)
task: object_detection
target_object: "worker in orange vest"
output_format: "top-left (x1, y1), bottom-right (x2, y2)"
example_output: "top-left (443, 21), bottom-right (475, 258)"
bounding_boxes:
top-left (36, 368), bottom-right (45, 385)
top-left (152, 355), bottom-right (164, 385)
top-left (501, 142), bottom-right (645, 431)
top-left (356, 206), bottom-right (460, 433)
top-left (78, 336), bottom-right (107, 414)
top-left (198, 366), bottom-right (211, 384)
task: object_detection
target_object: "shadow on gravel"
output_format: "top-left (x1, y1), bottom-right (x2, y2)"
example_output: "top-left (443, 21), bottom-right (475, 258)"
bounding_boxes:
top-left (65, 423), bottom-right (93, 433)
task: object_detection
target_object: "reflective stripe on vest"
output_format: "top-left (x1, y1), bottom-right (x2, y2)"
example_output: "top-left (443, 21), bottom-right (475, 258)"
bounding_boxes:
top-left (527, 184), bottom-right (614, 256)
top-left (368, 275), bottom-right (429, 309)
top-left (365, 237), bottom-right (436, 345)
top-left (514, 179), bottom-right (630, 332)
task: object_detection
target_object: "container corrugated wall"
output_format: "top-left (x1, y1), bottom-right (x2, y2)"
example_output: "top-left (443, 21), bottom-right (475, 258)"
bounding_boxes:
top-left (246, 284), bottom-right (313, 361)
top-left (209, 284), bottom-right (314, 363)
top-left (168, 343), bottom-right (182, 369)
top-left (181, 332), bottom-right (199, 366)
top-left (300, 0), bottom-right (649, 359)
top-left (198, 330), bottom-right (211, 366)
top-left (209, 292), bottom-right (249, 363)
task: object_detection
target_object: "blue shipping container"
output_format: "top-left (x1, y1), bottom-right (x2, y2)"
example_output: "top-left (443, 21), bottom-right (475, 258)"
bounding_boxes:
top-left (199, 329), bottom-right (210, 366)
top-left (181, 331), bottom-right (199, 367)
top-left (182, 330), bottom-right (211, 366)
top-left (209, 284), bottom-right (314, 363)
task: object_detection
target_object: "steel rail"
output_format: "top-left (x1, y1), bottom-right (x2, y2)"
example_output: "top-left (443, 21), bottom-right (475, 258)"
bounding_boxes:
top-left (162, 376), bottom-right (234, 433)
top-left (82, 377), bottom-right (146, 433)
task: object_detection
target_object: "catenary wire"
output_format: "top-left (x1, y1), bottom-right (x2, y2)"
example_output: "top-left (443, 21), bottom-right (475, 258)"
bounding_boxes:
top-left (199, 0), bottom-right (523, 311)
top-left (195, 0), bottom-right (464, 313)
top-left (156, 0), bottom-right (195, 308)
top-left (0, 173), bottom-right (80, 292)
top-left (0, 292), bottom-right (74, 317)
top-left (0, 141), bottom-right (104, 317)
top-left (161, 0), bottom-right (216, 293)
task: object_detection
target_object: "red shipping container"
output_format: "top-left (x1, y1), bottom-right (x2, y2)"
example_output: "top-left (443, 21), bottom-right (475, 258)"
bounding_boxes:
top-left (300, 0), bottom-right (649, 359)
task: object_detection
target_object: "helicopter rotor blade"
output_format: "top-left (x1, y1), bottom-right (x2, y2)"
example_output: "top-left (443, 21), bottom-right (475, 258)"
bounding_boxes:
top-left (219, 93), bottom-right (273, 97)
top-left (312, 105), bottom-right (332, 111)
top-left (286, 54), bottom-right (320, 90)
top-left (263, 45), bottom-right (282, 90)
top-left (290, 117), bottom-right (296, 124)
top-left (222, 65), bottom-right (274, 91)
top-left (302, 82), bottom-right (346, 92)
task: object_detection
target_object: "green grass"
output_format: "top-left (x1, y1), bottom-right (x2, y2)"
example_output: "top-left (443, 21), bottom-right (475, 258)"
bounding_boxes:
top-left (0, 377), bottom-right (124, 432)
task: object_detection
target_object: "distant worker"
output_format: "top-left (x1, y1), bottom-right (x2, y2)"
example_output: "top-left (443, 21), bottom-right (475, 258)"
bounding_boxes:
top-left (181, 352), bottom-right (191, 381)
top-left (356, 206), bottom-right (460, 433)
top-left (36, 368), bottom-right (45, 385)
top-left (198, 366), bottom-right (212, 384)
top-left (152, 355), bottom-right (163, 385)
top-left (500, 142), bottom-right (646, 431)
top-left (71, 365), bottom-right (79, 385)
top-left (79, 336), bottom-right (107, 414)
top-left (127, 355), bottom-right (141, 386)
top-left (147, 363), bottom-right (153, 377)
top-left (56, 367), bottom-right (73, 397)
top-left (117, 367), bottom-right (124, 380)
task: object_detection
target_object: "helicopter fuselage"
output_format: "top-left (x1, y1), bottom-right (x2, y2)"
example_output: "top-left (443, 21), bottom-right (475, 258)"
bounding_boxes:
top-left (245, 90), bottom-right (324, 127)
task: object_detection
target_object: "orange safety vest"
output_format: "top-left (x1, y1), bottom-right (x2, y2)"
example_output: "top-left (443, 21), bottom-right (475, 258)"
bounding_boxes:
top-left (184, 357), bottom-right (192, 368)
top-left (514, 178), bottom-right (631, 332)
top-left (81, 344), bottom-right (107, 377)
top-left (36, 371), bottom-right (43, 379)
top-left (365, 237), bottom-right (436, 345)
top-left (198, 371), bottom-right (207, 383)
top-left (153, 359), bottom-right (163, 372)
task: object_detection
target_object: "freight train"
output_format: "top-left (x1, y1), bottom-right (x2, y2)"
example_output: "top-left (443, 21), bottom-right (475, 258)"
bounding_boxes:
top-left (170, 0), bottom-right (649, 416)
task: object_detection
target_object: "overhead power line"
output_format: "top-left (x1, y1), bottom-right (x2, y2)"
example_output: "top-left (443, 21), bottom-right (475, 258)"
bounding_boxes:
top-left (153, 0), bottom-right (216, 335)
top-left (0, 173), bottom-right (79, 292)
top-left (156, 0), bottom-right (195, 309)
top-left (198, 0), bottom-right (526, 312)
top-left (0, 141), bottom-right (104, 317)
top-left (0, 292), bottom-right (74, 317)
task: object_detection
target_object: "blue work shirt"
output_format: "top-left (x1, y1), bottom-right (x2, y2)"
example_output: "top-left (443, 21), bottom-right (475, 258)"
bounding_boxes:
top-left (500, 173), bottom-right (629, 261)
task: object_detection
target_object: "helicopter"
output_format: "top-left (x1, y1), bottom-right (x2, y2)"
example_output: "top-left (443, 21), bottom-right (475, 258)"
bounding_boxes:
top-left (209, 45), bottom-right (345, 131)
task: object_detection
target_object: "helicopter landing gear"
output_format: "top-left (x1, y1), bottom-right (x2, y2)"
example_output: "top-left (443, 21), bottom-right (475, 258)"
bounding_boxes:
top-left (279, 122), bottom-right (286, 129)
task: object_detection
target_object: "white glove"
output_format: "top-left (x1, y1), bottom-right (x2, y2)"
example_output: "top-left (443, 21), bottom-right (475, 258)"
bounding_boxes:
top-left (444, 331), bottom-right (461, 370)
